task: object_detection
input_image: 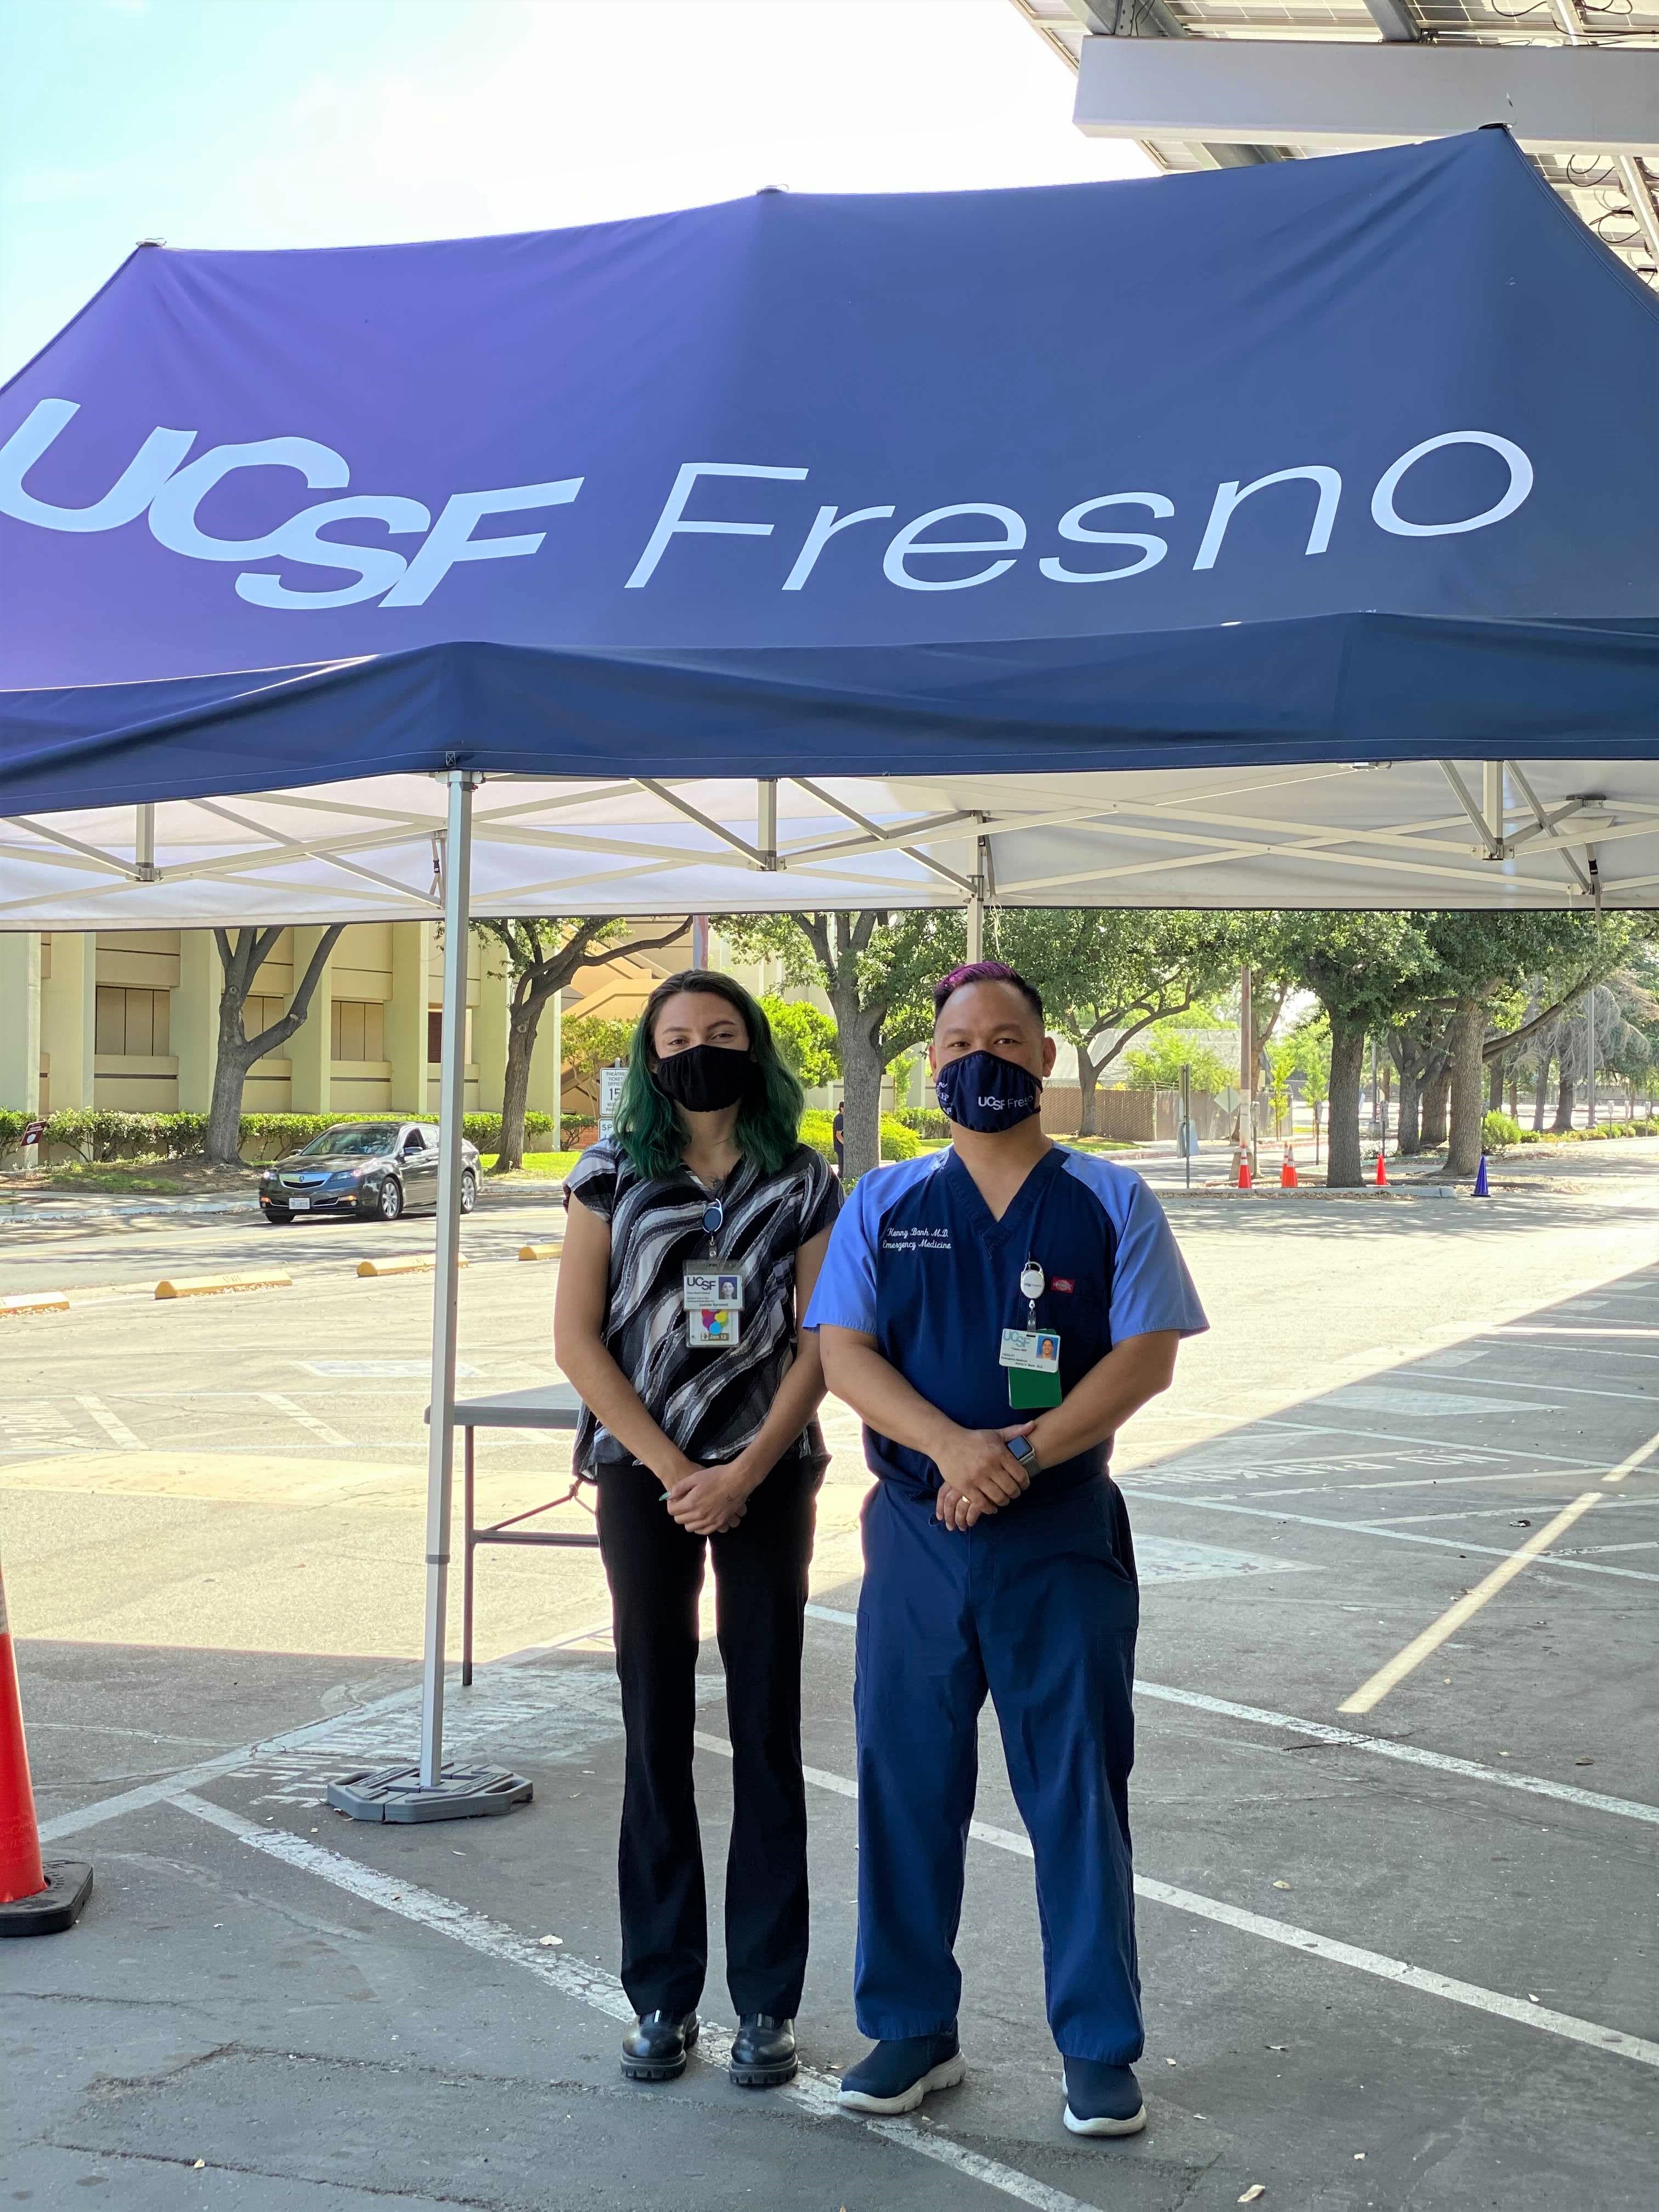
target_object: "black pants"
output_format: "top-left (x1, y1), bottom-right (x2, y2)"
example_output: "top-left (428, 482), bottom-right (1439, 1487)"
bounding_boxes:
top-left (595, 1454), bottom-right (820, 2019)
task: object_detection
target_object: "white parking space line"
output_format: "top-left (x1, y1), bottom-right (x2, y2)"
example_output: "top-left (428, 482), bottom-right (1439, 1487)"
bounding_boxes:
top-left (691, 1735), bottom-right (1659, 2073)
top-left (1362, 1499), bottom-right (1655, 1528)
top-left (172, 1791), bottom-right (1099, 2212)
top-left (1395, 1374), bottom-right (1659, 1406)
top-left (1144, 1495), bottom-right (1659, 1583)
top-left (261, 1391), bottom-right (352, 1448)
top-left (1254, 1417), bottom-right (1609, 1470)
top-left (1178, 1467), bottom-right (1619, 1504)
top-left (1339, 1492), bottom-right (1604, 1714)
top-left (74, 1394), bottom-right (143, 1450)
top-left (800, 1605), bottom-right (1659, 1829)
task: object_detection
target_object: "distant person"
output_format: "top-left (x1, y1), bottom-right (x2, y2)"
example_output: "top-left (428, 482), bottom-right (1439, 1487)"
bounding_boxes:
top-left (832, 1102), bottom-right (845, 1180)
top-left (555, 970), bottom-right (840, 2093)
top-left (806, 961), bottom-right (1207, 2138)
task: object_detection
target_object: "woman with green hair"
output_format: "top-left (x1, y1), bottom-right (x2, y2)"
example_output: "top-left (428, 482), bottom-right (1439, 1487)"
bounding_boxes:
top-left (555, 968), bottom-right (840, 2094)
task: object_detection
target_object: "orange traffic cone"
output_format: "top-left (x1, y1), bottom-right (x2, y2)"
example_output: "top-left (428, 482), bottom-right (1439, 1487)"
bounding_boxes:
top-left (1236, 1152), bottom-right (1252, 1191)
top-left (1280, 1145), bottom-right (1298, 1188)
top-left (0, 1550), bottom-right (93, 1935)
top-left (1375, 1150), bottom-right (1388, 1187)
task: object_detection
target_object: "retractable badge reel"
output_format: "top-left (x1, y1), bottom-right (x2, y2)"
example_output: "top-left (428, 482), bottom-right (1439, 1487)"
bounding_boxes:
top-left (683, 1197), bottom-right (742, 1348)
top-left (1000, 1259), bottom-right (1062, 1408)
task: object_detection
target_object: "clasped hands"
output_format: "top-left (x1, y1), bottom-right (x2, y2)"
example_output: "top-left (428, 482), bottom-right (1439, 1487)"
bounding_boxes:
top-left (658, 1449), bottom-right (760, 1536)
top-left (932, 1420), bottom-right (1036, 1531)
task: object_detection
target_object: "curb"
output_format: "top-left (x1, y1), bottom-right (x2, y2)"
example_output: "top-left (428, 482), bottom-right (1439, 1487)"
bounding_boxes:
top-left (356, 1255), bottom-right (470, 1279)
top-left (154, 1272), bottom-right (293, 1300)
top-left (1, 1290), bottom-right (70, 1316)
top-left (518, 1244), bottom-right (560, 1262)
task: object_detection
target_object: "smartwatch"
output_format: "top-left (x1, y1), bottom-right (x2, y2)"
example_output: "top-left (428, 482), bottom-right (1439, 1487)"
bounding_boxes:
top-left (1006, 1434), bottom-right (1040, 1475)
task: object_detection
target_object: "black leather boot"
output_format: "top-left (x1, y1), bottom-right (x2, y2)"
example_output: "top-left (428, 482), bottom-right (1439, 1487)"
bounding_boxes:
top-left (729, 2013), bottom-right (798, 2088)
top-left (620, 2008), bottom-right (699, 2081)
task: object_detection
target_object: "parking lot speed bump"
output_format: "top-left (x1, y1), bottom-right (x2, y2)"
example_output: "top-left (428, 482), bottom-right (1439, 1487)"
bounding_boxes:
top-left (154, 1272), bottom-right (292, 1300)
top-left (356, 1254), bottom-right (470, 1278)
top-left (518, 1244), bottom-right (560, 1261)
top-left (1, 1292), bottom-right (71, 1317)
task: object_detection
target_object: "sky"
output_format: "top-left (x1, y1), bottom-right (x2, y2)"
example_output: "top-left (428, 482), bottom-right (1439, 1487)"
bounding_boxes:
top-left (0, 0), bottom-right (1150, 382)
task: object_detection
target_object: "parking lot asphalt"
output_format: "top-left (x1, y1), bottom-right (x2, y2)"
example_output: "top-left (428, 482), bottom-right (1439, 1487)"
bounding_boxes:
top-left (4, 1147), bottom-right (1657, 2210)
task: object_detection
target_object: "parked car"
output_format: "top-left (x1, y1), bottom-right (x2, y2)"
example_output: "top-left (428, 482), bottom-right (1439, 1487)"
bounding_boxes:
top-left (259, 1122), bottom-right (479, 1224)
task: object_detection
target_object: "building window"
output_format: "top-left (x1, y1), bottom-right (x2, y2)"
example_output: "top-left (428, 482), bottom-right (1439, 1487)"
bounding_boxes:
top-left (244, 995), bottom-right (286, 1042)
top-left (331, 1000), bottom-right (385, 1062)
top-left (427, 1008), bottom-right (474, 1064)
top-left (95, 986), bottom-right (171, 1057)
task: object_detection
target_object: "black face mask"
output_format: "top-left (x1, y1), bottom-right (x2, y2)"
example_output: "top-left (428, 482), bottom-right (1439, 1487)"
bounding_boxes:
top-left (934, 1048), bottom-right (1042, 1133)
top-left (651, 1043), bottom-right (755, 1114)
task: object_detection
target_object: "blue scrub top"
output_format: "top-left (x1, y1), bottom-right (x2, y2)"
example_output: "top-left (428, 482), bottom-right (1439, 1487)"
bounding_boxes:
top-left (804, 1143), bottom-right (1207, 1500)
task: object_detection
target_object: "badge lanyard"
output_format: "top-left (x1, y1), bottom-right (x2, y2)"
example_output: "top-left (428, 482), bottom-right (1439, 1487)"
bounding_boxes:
top-left (682, 1193), bottom-right (743, 1348)
top-left (999, 1255), bottom-right (1062, 1407)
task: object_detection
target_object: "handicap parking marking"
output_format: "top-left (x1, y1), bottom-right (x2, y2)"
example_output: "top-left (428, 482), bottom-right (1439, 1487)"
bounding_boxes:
top-left (0, 1398), bottom-right (95, 1454)
top-left (1135, 1536), bottom-right (1317, 1583)
top-left (295, 1359), bottom-right (483, 1378)
top-left (261, 1390), bottom-right (352, 1448)
top-left (74, 1392), bottom-right (143, 1449)
top-left (1323, 1384), bottom-right (1558, 1418)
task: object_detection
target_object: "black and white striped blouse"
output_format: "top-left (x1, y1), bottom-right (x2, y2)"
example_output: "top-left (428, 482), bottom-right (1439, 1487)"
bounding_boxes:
top-left (563, 1138), bottom-right (840, 1474)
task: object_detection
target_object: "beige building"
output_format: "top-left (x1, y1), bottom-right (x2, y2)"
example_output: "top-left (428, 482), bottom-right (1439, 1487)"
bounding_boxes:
top-left (0, 918), bottom-right (844, 1130)
top-left (0, 924), bottom-right (560, 1124)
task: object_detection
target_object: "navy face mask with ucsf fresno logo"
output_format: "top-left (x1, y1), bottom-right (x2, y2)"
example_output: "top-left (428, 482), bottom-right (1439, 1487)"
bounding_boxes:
top-left (934, 1049), bottom-right (1041, 1133)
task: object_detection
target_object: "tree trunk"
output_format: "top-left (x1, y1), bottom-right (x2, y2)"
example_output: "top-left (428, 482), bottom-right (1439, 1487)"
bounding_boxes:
top-left (1488, 1053), bottom-right (1505, 1113)
top-left (495, 994), bottom-right (544, 1173)
top-left (1076, 1049), bottom-right (1100, 1138)
top-left (1508, 1071), bottom-right (1519, 1121)
top-left (1553, 1076), bottom-right (1576, 1133)
top-left (1445, 998), bottom-right (1487, 1178)
top-left (1325, 1021), bottom-right (1365, 1188)
top-left (1419, 1064), bottom-right (1451, 1150)
top-left (206, 1027), bottom-right (256, 1164)
top-left (1396, 1068), bottom-right (1421, 1156)
top-left (1532, 1056), bottom-right (1549, 1131)
top-left (837, 1005), bottom-right (887, 1181)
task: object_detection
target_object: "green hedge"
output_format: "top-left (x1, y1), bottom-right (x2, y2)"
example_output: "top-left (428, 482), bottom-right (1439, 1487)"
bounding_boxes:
top-left (893, 1106), bottom-right (950, 1140)
top-left (799, 1108), bottom-right (919, 1164)
top-left (1482, 1111), bottom-right (1523, 1154)
top-left (0, 1105), bottom-right (572, 1163)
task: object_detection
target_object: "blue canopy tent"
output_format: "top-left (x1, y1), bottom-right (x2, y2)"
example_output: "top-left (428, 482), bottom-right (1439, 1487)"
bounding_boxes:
top-left (5, 126), bottom-right (1657, 1810)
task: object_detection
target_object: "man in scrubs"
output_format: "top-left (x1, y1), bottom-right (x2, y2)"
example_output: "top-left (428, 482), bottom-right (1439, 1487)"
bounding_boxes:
top-left (805, 962), bottom-right (1207, 2137)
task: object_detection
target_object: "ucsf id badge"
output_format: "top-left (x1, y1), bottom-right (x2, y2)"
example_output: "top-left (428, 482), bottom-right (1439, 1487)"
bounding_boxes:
top-left (684, 1265), bottom-right (742, 1348)
top-left (1000, 1328), bottom-right (1062, 1407)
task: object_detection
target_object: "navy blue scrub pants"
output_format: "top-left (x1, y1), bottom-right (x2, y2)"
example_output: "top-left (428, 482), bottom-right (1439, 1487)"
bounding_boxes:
top-left (853, 1474), bottom-right (1143, 2064)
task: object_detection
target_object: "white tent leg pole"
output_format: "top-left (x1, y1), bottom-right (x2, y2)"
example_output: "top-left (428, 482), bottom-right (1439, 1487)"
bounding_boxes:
top-left (419, 769), bottom-right (475, 1789)
top-left (966, 834), bottom-right (988, 962)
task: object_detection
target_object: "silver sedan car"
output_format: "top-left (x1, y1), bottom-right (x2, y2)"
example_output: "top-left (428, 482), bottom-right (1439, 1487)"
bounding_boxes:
top-left (259, 1121), bottom-right (480, 1224)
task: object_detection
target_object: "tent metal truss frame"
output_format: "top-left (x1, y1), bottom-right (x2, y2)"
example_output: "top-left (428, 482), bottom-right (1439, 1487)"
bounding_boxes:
top-left (5, 763), bottom-right (1651, 925)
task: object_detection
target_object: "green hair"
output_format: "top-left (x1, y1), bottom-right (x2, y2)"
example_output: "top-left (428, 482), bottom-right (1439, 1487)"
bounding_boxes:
top-left (612, 969), bottom-right (806, 1182)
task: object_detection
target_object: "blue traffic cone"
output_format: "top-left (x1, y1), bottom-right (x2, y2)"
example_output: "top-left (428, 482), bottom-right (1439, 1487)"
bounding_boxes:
top-left (1473, 1153), bottom-right (1489, 1198)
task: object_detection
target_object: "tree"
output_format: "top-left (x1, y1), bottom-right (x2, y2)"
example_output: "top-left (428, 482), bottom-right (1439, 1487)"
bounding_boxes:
top-left (720, 911), bottom-right (962, 1177)
top-left (993, 911), bottom-right (1239, 1138)
top-left (1259, 914), bottom-right (1438, 1187)
top-left (1122, 1030), bottom-right (1234, 1097)
top-left (473, 918), bottom-right (687, 1172)
top-left (205, 926), bottom-right (343, 1165)
top-left (1291, 1017), bottom-right (1331, 1158)
top-left (561, 1015), bottom-right (637, 1104)
top-left (1421, 914), bottom-right (1638, 1173)
top-left (760, 996), bottom-right (839, 1088)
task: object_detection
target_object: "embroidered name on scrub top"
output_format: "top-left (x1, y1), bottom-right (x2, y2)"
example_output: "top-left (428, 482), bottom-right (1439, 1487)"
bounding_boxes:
top-left (684, 1196), bottom-right (742, 1347)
